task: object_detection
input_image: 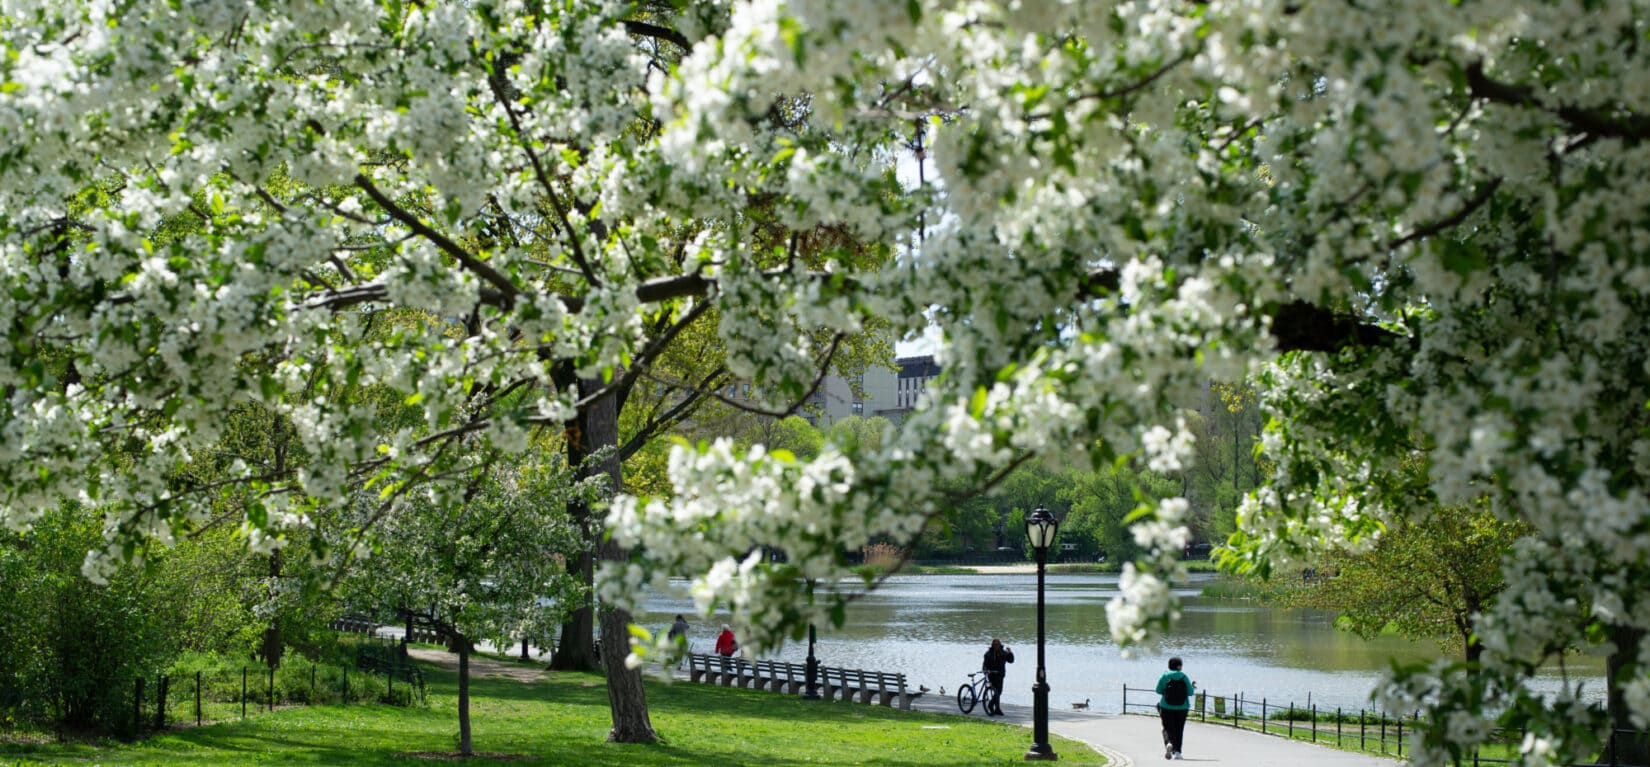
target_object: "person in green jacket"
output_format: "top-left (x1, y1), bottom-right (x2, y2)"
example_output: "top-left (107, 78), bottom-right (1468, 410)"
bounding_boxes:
top-left (1155, 656), bottom-right (1195, 760)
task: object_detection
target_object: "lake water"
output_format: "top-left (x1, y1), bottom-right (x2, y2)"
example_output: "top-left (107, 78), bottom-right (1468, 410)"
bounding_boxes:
top-left (636, 572), bottom-right (1606, 714)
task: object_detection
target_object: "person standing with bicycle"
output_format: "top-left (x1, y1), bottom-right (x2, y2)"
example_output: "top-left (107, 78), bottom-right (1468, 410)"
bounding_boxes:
top-left (982, 638), bottom-right (1014, 716)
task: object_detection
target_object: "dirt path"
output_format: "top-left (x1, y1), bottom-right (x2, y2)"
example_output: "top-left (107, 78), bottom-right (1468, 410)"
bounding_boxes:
top-left (406, 647), bottom-right (548, 683)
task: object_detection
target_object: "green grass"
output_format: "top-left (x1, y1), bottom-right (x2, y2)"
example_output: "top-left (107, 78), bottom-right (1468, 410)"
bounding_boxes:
top-left (2, 658), bottom-right (1108, 766)
top-left (854, 563), bottom-right (977, 577)
top-left (1045, 560), bottom-right (1220, 575)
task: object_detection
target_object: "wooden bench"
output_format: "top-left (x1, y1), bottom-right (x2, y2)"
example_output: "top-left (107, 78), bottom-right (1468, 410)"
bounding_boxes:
top-left (746, 660), bottom-right (779, 691)
top-left (730, 658), bottom-right (761, 688)
top-left (766, 660), bottom-right (807, 694)
top-left (688, 653), bottom-right (740, 686)
top-left (687, 653), bottom-right (715, 683)
top-left (329, 616), bottom-right (377, 634)
top-left (683, 654), bottom-right (922, 709)
top-left (821, 666), bottom-right (866, 702)
top-left (865, 671), bottom-right (925, 710)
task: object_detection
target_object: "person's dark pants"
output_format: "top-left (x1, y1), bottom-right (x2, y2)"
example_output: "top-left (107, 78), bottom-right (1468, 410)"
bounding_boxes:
top-left (1159, 706), bottom-right (1188, 752)
top-left (986, 672), bottom-right (1005, 713)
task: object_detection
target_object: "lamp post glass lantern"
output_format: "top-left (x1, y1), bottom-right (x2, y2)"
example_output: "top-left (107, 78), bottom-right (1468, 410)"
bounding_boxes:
top-left (1025, 505), bottom-right (1059, 761)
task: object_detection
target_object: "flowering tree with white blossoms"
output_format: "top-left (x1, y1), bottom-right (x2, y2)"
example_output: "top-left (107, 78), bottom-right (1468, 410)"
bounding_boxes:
top-left (4, 0), bottom-right (1649, 763)
top-left (1, 0), bottom-right (892, 742)
top-left (338, 457), bottom-right (588, 757)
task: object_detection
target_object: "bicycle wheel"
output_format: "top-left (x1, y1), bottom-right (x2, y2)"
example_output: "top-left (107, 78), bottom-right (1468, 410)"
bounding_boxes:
top-left (957, 683), bottom-right (977, 713)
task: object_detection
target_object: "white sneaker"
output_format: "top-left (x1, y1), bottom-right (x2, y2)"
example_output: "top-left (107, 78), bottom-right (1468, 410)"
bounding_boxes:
top-left (1164, 744), bottom-right (1173, 760)
top-left (1173, 752), bottom-right (1183, 760)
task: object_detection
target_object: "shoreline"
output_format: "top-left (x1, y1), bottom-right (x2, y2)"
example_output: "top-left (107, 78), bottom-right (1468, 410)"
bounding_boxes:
top-left (962, 564), bottom-right (1039, 574)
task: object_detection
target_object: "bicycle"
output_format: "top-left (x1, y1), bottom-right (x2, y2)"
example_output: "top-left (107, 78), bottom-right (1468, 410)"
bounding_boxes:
top-left (955, 670), bottom-right (1002, 715)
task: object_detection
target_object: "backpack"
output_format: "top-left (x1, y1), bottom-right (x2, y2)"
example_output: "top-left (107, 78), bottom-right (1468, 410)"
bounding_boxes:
top-left (1162, 676), bottom-right (1188, 706)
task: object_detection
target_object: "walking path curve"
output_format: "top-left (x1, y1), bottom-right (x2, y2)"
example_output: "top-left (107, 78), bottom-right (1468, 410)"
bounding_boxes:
top-left (906, 694), bottom-right (1406, 766)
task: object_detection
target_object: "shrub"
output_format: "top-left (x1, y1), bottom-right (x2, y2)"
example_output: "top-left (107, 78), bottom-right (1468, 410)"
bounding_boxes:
top-left (862, 543), bottom-right (905, 572)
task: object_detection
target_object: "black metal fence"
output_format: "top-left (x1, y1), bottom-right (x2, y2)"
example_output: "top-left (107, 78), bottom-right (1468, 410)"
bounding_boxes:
top-left (128, 645), bottom-right (425, 735)
top-left (1123, 684), bottom-right (1420, 759)
top-left (1122, 685), bottom-right (1648, 766)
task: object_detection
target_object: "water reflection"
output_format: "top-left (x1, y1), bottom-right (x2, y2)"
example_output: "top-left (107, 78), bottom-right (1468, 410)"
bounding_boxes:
top-left (636, 573), bottom-right (1605, 714)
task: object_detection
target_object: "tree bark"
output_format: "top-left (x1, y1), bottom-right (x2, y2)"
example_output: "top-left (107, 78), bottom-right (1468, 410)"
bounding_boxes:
top-left (258, 549), bottom-right (284, 669)
top-left (598, 545), bottom-right (656, 743)
top-left (457, 636), bottom-right (473, 756)
top-left (580, 376), bottom-right (657, 743)
top-left (548, 545), bottom-right (597, 671)
top-left (549, 364), bottom-right (600, 672)
top-left (1607, 623), bottom-right (1649, 765)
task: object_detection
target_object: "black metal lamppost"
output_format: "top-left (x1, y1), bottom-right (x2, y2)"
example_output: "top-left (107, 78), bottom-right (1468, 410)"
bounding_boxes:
top-left (804, 580), bottom-right (822, 699)
top-left (1025, 505), bottom-right (1059, 761)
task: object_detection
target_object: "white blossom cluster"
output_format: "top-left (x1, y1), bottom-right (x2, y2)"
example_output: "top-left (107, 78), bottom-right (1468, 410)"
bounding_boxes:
top-left (3, 1), bottom-right (1649, 760)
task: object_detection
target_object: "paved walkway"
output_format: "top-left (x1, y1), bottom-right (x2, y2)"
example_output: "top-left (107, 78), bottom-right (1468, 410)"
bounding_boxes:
top-left (906, 694), bottom-right (1405, 766)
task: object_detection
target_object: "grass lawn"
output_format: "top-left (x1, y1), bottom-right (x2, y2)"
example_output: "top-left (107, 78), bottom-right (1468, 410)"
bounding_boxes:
top-left (2, 657), bottom-right (1108, 766)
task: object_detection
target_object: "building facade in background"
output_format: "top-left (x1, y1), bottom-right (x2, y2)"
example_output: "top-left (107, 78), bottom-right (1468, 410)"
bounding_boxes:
top-left (804, 354), bottom-right (939, 428)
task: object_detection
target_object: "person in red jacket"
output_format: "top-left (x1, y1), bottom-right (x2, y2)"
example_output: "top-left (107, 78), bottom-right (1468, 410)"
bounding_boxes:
top-left (715, 625), bottom-right (738, 669)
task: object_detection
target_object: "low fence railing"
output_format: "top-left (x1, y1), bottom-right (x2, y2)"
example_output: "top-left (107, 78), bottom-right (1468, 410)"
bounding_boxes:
top-left (1123, 684), bottom-right (1420, 760)
top-left (124, 643), bottom-right (426, 736)
top-left (1122, 686), bottom-right (1649, 766)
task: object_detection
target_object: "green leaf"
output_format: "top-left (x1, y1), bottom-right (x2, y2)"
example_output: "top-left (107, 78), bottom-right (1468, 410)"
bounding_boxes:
top-left (1122, 503), bottom-right (1155, 524)
top-left (1439, 241), bottom-right (1487, 277)
top-left (779, 16), bottom-right (806, 68)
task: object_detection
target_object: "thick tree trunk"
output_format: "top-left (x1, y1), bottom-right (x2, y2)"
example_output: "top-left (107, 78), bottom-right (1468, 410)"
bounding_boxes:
top-left (457, 638), bottom-right (473, 756)
top-left (597, 550), bottom-right (656, 743)
top-left (580, 375), bottom-right (657, 743)
top-left (548, 546), bottom-right (597, 671)
top-left (1607, 624), bottom-right (1649, 765)
top-left (258, 549), bottom-right (283, 669)
top-left (549, 363), bottom-right (600, 672)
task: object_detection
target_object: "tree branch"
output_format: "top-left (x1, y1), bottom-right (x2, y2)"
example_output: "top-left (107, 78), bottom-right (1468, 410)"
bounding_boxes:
top-left (1389, 178), bottom-right (1502, 251)
top-left (354, 174), bottom-right (521, 308)
top-left (621, 19), bottom-right (690, 50)
top-left (616, 366), bottom-right (729, 462)
top-left (484, 64), bottom-right (602, 288)
top-left (1269, 300), bottom-right (1402, 354)
top-left (677, 334), bottom-right (847, 421)
top-left (1077, 267), bottom-right (1401, 353)
top-left (1466, 61), bottom-right (1650, 143)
